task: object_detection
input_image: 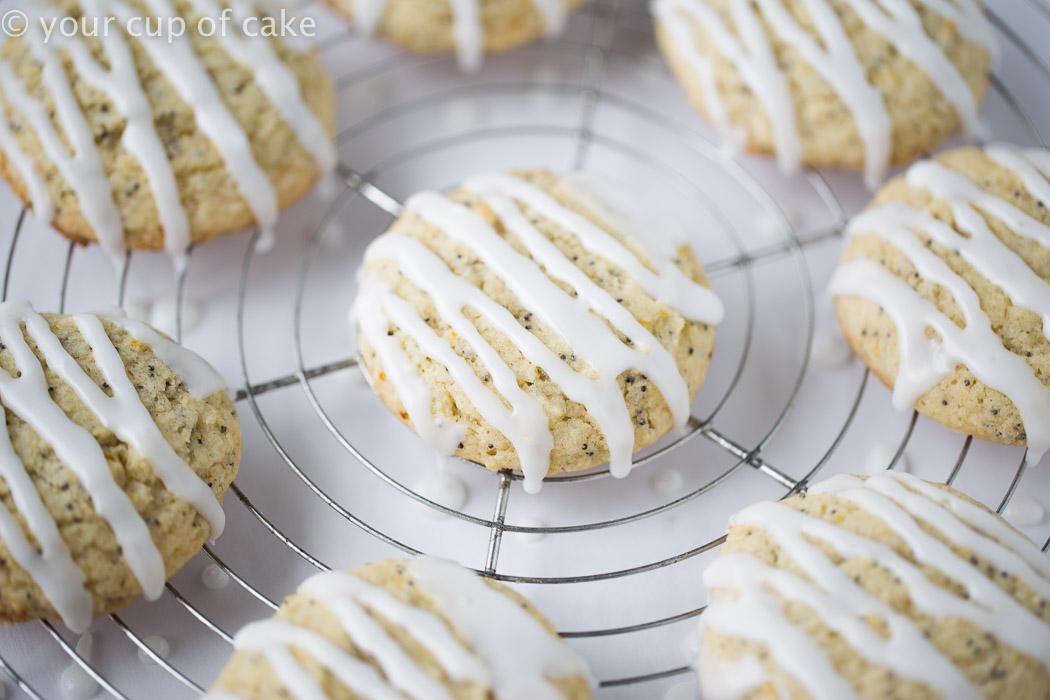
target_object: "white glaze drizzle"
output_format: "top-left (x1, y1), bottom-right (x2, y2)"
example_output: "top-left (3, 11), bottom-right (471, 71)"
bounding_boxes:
top-left (0, 0), bottom-right (334, 264)
top-left (405, 557), bottom-right (593, 698)
top-left (0, 89), bottom-right (53, 225)
top-left (464, 173), bottom-right (724, 324)
top-left (349, 0), bottom-right (570, 71)
top-left (830, 146), bottom-right (1050, 457)
top-left (701, 472), bottom-right (1050, 699)
top-left (0, 37), bottom-right (124, 259)
top-left (0, 300), bottom-right (227, 631)
top-left (354, 173), bottom-right (721, 492)
top-left (222, 558), bottom-right (591, 699)
top-left (188, 0), bottom-right (335, 174)
top-left (652, 0), bottom-right (995, 188)
top-left (234, 619), bottom-right (404, 700)
top-left (94, 310), bottom-right (227, 400)
top-left (0, 389), bottom-right (91, 632)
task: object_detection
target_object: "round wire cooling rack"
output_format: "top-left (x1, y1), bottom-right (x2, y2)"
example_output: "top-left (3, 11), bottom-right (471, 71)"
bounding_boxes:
top-left (0, 0), bottom-right (1049, 697)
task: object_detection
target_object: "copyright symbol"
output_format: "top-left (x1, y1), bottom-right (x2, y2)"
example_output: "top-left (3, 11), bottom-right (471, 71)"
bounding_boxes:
top-left (1, 10), bottom-right (28, 37)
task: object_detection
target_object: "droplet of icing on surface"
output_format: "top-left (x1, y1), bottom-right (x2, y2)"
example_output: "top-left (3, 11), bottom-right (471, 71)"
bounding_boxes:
top-left (664, 680), bottom-right (699, 700)
top-left (809, 327), bottom-right (854, 369)
top-left (137, 635), bottom-right (171, 664)
top-left (441, 98), bottom-right (486, 130)
top-left (60, 666), bottom-right (98, 700)
top-left (413, 470), bottom-right (469, 517)
top-left (652, 467), bottom-right (685, 497)
top-left (254, 228), bottom-right (277, 255)
top-left (681, 627), bottom-right (701, 663)
top-left (529, 65), bottom-right (561, 108)
top-left (513, 515), bottom-right (548, 544)
top-left (148, 297), bottom-right (202, 338)
top-left (755, 207), bottom-right (797, 242)
top-left (1003, 496), bottom-right (1045, 528)
top-left (61, 632), bottom-right (99, 700)
top-left (201, 564), bottom-right (231, 590)
top-left (315, 173), bottom-right (344, 202)
top-left (863, 441), bottom-right (909, 475)
top-left (349, 76), bottom-right (388, 114)
top-left (122, 298), bottom-right (150, 323)
top-left (320, 216), bottom-right (351, 252)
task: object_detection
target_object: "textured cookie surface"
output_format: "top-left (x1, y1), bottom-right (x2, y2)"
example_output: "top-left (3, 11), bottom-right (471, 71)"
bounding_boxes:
top-left (652, 0), bottom-right (994, 185)
top-left (209, 557), bottom-right (594, 699)
top-left (0, 0), bottom-right (335, 255)
top-left (698, 472), bottom-right (1050, 699)
top-left (323, 0), bottom-right (582, 69)
top-left (831, 145), bottom-right (1050, 454)
top-left (352, 170), bottom-right (722, 492)
top-left (0, 303), bottom-right (240, 631)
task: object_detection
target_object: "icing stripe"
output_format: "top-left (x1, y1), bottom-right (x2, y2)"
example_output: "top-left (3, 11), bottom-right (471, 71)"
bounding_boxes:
top-left (704, 551), bottom-right (976, 699)
top-left (349, 0), bottom-right (570, 71)
top-left (831, 147), bottom-right (1050, 457)
top-left (0, 300), bottom-right (228, 630)
top-left (355, 281), bottom-right (466, 456)
top-left (0, 406), bottom-right (91, 632)
top-left (361, 235), bottom-right (557, 493)
top-left (652, 0), bottom-right (993, 187)
top-left (68, 314), bottom-right (225, 539)
top-left (831, 258), bottom-right (1050, 456)
top-left (702, 574), bottom-right (862, 700)
top-left (187, 0), bottom-right (335, 174)
top-left (986, 144), bottom-right (1050, 209)
top-left (234, 620), bottom-right (403, 700)
top-left (405, 557), bottom-right (594, 699)
top-left (222, 558), bottom-right (591, 699)
top-left (0, 52), bottom-right (124, 259)
top-left (354, 174), bottom-right (720, 491)
top-left (0, 303), bottom-right (164, 603)
top-left (463, 173), bottom-right (723, 324)
top-left (94, 311), bottom-right (227, 400)
top-left (702, 475), bottom-right (1050, 697)
top-left (0, 0), bottom-right (334, 264)
top-left (0, 88), bottom-right (54, 225)
top-left (66, 0), bottom-right (192, 258)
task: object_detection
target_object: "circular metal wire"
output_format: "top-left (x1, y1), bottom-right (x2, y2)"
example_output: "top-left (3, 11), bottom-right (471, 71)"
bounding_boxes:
top-left (0, 0), bottom-right (1047, 696)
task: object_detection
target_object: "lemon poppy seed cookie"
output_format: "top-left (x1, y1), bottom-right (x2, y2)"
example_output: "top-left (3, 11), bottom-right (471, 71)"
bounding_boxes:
top-left (0, 0), bottom-right (336, 262)
top-left (831, 145), bottom-right (1050, 457)
top-left (651, 0), bottom-right (995, 187)
top-left (698, 472), bottom-right (1050, 699)
top-left (352, 171), bottom-right (723, 493)
top-left (0, 300), bottom-right (240, 632)
top-left (323, 0), bottom-right (583, 71)
top-left (207, 557), bottom-right (594, 699)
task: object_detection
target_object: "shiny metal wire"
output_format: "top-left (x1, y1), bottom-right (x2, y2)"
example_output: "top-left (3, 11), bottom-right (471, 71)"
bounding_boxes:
top-left (0, 0), bottom-right (1047, 696)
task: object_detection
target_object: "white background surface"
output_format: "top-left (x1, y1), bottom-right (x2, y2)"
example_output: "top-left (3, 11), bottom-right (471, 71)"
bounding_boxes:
top-left (0, 0), bottom-right (1048, 698)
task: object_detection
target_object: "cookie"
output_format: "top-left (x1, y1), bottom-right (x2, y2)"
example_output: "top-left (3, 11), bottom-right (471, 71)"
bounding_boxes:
top-left (352, 171), bottom-right (723, 492)
top-left (651, 0), bottom-right (995, 187)
top-left (831, 145), bottom-right (1050, 456)
top-left (0, 300), bottom-right (240, 632)
top-left (207, 557), bottom-right (594, 699)
top-left (323, 0), bottom-right (583, 71)
top-left (698, 472), bottom-right (1050, 699)
top-left (0, 0), bottom-right (336, 262)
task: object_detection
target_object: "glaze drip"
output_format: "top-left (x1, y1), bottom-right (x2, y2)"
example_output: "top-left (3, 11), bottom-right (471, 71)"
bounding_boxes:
top-left (0, 0), bottom-right (335, 265)
top-left (353, 173), bottom-right (722, 492)
top-left (830, 145), bottom-right (1050, 457)
top-left (652, 0), bottom-right (995, 187)
top-left (208, 557), bottom-right (592, 699)
top-left (350, 0), bottom-right (571, 71)
top-left (700, 472), bottom-right (1050, 699)
top-left (0, 300), bottom-right (227, 632)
